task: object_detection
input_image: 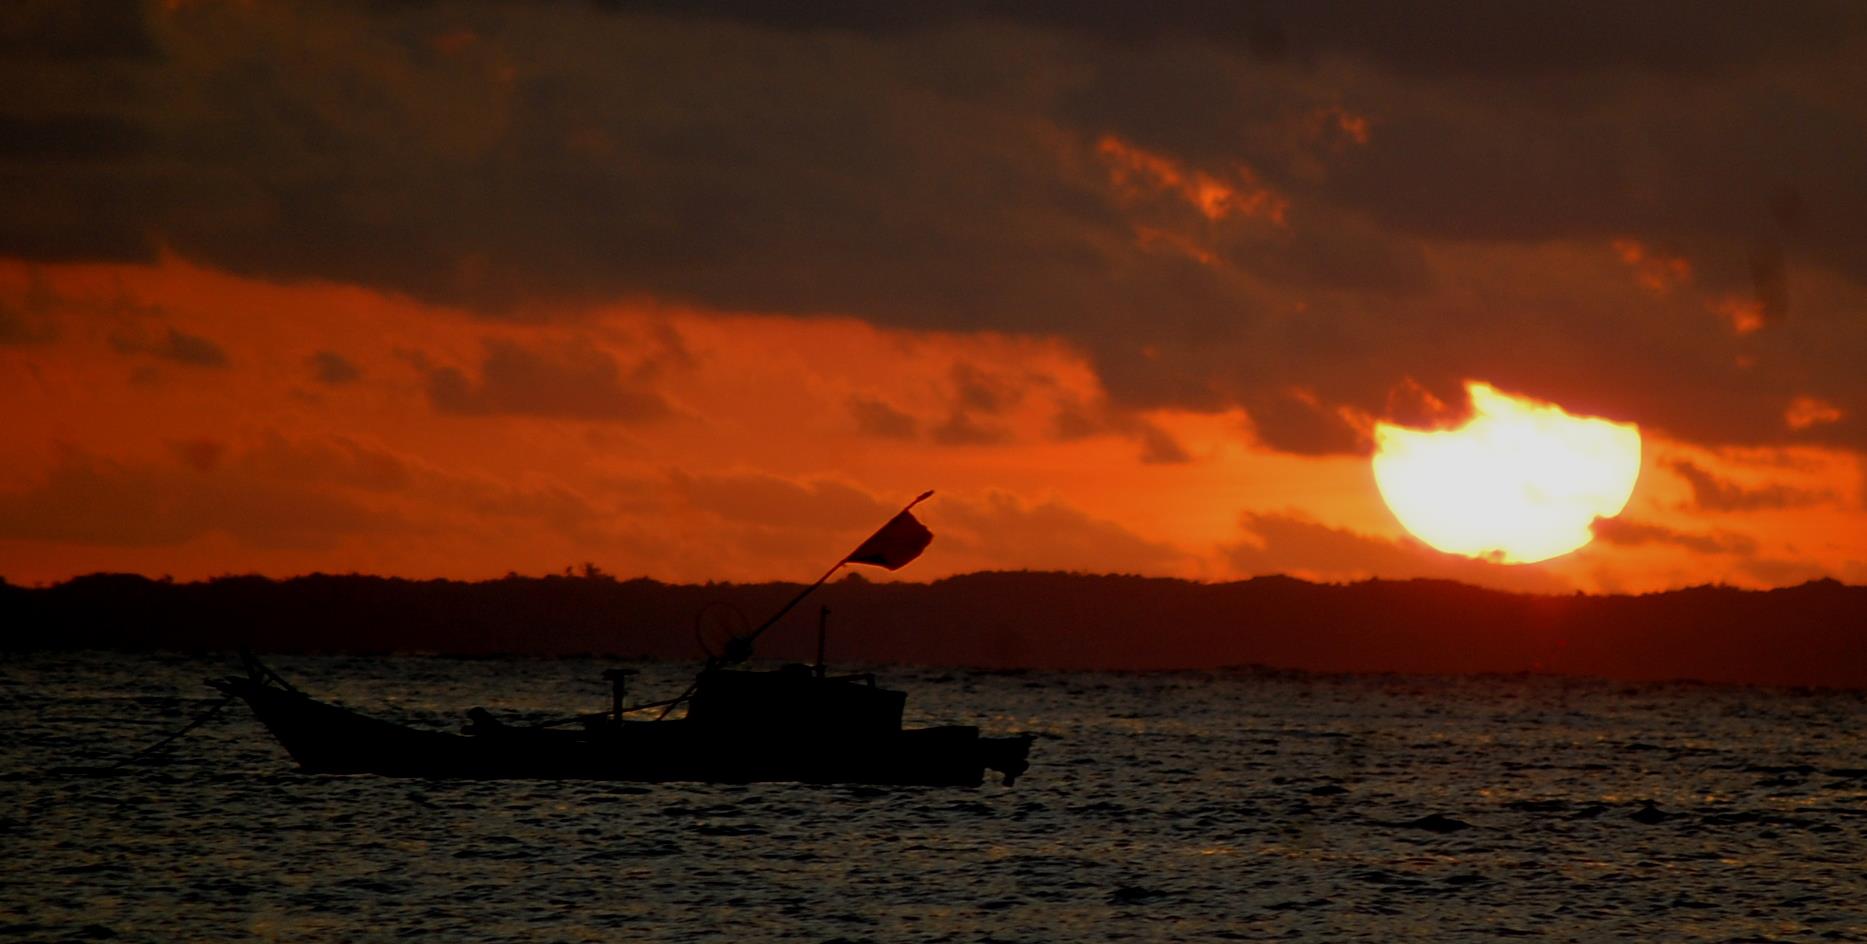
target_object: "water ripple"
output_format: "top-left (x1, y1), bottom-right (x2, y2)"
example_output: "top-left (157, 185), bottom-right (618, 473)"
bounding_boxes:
top-left (4, 654), bottom-right (1864, 941)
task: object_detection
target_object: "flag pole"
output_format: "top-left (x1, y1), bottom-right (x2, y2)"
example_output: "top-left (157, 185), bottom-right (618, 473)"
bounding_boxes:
top-left (736, 491), bottom-right (933, 656)
top-left (739, 558), bottom-right (846, 652)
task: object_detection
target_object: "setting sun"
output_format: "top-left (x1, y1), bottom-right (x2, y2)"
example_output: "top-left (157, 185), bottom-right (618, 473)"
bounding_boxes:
top-left (1373, 382), bottom-right (1642, 564)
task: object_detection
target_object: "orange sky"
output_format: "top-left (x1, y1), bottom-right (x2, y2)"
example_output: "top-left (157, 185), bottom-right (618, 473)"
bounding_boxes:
top-left (3, 3), bottom-right (1865, 591)
top-left (1, 255), bottom-right (1860, 591)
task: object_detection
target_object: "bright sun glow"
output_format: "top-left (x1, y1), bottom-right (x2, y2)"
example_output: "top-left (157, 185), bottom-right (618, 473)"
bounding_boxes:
top-left (1373, 382), bottom-right (1641, 564)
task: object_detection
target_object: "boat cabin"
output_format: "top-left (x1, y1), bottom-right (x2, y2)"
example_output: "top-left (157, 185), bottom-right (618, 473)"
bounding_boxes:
top-left (686, 664), bottom-right (906, 736)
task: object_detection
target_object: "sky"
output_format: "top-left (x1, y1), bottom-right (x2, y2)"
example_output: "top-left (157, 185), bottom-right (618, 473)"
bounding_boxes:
top-left (1, 1), bottom-right (1864, 592)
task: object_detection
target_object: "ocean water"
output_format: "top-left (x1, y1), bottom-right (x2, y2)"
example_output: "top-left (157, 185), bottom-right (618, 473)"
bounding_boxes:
top-left (3, 653), bottom-right (1864, 943)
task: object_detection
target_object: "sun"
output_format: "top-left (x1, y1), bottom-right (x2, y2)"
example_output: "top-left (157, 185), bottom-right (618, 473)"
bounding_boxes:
top-left (1372, 382), bottom-right (1641, 564)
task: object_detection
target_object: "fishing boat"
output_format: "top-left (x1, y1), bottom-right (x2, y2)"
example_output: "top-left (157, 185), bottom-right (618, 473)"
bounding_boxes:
top-left (212, 493), bottom-right (1034, 787)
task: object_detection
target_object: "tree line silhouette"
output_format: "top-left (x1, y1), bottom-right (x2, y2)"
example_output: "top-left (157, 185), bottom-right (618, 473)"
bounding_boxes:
top-left (2, 570), bottom-right (1861, 687)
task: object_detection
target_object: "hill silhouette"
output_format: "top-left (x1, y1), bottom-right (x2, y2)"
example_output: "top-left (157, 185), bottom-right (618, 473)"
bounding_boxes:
top-left (2, 570), bottom-right (1862, 688)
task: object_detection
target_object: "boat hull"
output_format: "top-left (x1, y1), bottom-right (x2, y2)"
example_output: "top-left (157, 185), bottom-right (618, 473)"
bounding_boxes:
top-left (213, 676), bottom-right (1031, 787)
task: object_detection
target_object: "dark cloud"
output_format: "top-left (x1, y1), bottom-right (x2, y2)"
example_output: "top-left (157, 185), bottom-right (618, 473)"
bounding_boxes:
top-left (936, 491), bottom-right (1188, 574)
top-left (0, 446), bottom-right (390, 549)
top-left (1749, 238), bottom-right (1791, 327)
top-left (1226, 512), bottom-right (1571, 592)
top-left (1241, 390), bottom-right (1366, 456)
top-left (309, 350), bottom-right (363, 385)
top-left (1051, 397), bottom-right (1192, 464)
top-left (4, 2), bottom-right (1866, 455)
top-left (1, 269), bottom-right (172, 346)
top-left (0, 115), bottom-right (151, 163)
top-left (168, 438), bottom-right (226, 474)
top-left (847, 395), bottom-right (918, 439)
top-left (0, 300), bottom-right (55, 344)
top-left (1136, 423), bottom-right (1191, 464)
top-left (110, 327), bottom-right (230, 367)
top-left (592, 1), bottom-right (1863, 78)
top-left (930, 409), bottom-right (1011, 446)
top-left (1589, 516), bottom-right (1758, 556)
top-left (1051, 398), bottom-right (1103, 441)
top-left (1264, 2), bottom-right (1861, 77)
top-left (668, 471), bottom-right (890, 531)
top-left (239, 432), bottom-right (412, 493)
top-left (426, 338), bottom-right (671, 421)
top-left (926, 364), bottom-right (1029, 445)
top-left (0, 0), bottom-right (160, 61)
top-left (639, 471), bottom-right (909, 574)
top-left (1669, 460), bottom-right (1831, 512)
top-left (950, 364), bottom-right (1022, 415)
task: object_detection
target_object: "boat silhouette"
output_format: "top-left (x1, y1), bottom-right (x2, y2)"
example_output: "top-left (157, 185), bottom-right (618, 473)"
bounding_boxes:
top-left (211, 493), bottom-right (1035, 787)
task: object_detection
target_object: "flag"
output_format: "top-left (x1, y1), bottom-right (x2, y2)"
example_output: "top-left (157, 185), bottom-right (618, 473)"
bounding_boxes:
top-left (844, 491), bottom-right (934, 570)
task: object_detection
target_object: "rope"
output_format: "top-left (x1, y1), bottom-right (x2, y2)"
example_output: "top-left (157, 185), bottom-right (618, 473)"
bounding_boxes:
top-left (105, 693), bottom-right (237, 771)
top-left (654, 680), bottom-right (701, 720)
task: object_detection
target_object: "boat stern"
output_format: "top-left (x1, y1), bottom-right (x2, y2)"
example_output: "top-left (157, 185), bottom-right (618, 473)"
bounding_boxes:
top-left (980, 734), bottom-right (1034, 787)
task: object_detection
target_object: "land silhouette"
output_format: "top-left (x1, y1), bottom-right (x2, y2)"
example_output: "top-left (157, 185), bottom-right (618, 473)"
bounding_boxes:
top-left (3, 570), bottom-right (1862, 688)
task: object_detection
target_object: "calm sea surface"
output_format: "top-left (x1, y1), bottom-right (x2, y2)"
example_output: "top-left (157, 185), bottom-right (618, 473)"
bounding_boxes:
top-left (4, 653), bottom-right (1865, 942)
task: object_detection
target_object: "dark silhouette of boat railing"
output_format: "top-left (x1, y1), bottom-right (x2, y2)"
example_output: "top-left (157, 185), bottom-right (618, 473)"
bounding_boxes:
top-left (511, 608), bottom-right (879, 731)
top-left (210, 492), bottom-right (1034, 787)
